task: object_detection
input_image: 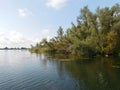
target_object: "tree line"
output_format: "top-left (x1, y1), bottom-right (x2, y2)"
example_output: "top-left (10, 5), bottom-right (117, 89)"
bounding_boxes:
top-left (30, 4), bottom-right (120, 57)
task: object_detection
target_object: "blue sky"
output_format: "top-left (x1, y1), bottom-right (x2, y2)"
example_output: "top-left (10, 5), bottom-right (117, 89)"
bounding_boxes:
top-left (0, 0), bottom-right (120, 48)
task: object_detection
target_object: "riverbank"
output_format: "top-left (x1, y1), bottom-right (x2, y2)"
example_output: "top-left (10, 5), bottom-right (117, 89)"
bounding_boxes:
top-left (30, 4), bottom-right (120, 58)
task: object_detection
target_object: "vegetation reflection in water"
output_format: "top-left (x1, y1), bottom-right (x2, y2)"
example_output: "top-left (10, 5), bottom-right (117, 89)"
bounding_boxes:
top-left (44, 53), bottom-right (120, 90)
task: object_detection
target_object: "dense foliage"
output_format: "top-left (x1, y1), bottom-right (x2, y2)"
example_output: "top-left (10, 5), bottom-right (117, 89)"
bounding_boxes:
top-left (30, 4), bottom-right (120, 57)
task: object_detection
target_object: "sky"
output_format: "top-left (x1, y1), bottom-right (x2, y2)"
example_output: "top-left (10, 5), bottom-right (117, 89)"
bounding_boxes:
top-left (0, 0), bottom-right (120, 48)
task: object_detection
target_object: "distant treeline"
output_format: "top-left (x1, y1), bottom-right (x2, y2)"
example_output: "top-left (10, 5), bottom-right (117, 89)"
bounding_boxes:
top-left (30, 4), bottom-right (120, 57)
top-left (0, 47), bottom-right (28, 50)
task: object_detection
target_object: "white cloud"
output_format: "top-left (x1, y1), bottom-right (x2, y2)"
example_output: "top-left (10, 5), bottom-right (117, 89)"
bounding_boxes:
top-left (18, 8), bottom-right (32, 17)
top-left (0, 31), bottom-right (36, 48)
top-left (0, 29), bottom-right (53, 48)
top-left (46, 0), bottom-right (67, 9)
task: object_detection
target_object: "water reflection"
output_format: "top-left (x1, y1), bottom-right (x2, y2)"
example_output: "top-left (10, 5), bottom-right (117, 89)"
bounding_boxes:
top-left (0, 50), bottom-right (120, 90)
top-left (44, 54), bottom-right (120, 90)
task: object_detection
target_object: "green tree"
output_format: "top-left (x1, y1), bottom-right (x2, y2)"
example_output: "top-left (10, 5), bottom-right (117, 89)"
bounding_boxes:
top-left (30, 4), bottom-right (120, 57)
top-left (57, 26), bottom-right (64, 41)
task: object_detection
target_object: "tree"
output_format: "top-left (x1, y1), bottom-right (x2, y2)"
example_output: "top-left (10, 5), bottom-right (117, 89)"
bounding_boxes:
top-left (57, 26), bottom-right (64, 41)
top-left (30, 4), bottom-right (120, 57)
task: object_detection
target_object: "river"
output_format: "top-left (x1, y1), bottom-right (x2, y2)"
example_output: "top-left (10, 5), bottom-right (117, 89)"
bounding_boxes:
top-left (0, 50), bottom-right (120, 90)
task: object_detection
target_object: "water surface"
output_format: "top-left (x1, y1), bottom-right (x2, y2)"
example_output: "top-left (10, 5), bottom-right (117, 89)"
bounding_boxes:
top-left (0, 50), bottom-right (120, 90)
